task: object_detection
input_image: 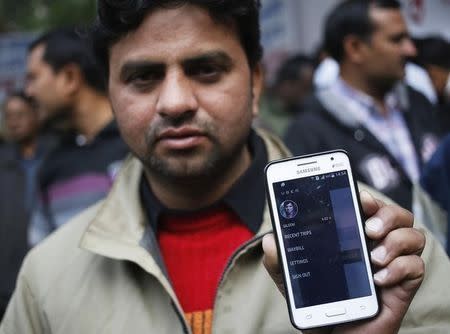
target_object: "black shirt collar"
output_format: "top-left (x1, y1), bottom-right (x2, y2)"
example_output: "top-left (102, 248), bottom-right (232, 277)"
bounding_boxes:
top-left (140, 129), bottom-right (268, 234)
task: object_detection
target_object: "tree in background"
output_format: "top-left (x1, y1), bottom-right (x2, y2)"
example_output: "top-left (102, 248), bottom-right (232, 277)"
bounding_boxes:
top-left (0, 0), bottom-right (95, 33)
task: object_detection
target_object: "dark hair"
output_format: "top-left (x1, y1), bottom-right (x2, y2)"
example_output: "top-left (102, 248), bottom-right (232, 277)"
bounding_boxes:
top-left (92, 0), bottom-right (263, 79)
top-left (29, 27), bottom-right (106, 93)
top-left (275, 54), bottom-right (314, 85)
top-left (415, 36), bottom-right (450, 70)
top-left (324, 0), bottom-right (401, 62)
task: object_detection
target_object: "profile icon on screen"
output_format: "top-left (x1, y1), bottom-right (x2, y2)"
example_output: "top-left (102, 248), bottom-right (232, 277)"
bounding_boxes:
top-left (280, 200), bottom-right (298, 219)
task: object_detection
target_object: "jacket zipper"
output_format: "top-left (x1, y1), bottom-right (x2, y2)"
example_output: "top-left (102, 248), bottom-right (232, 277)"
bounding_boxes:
top-left (212, 233), bottom-right (269, 322)
top-left (171, 300), bottom-right (191, 334)
top-left (170, 232), bottom-right (267, 334)
top-left (168, 232), bottom-right (270, 333)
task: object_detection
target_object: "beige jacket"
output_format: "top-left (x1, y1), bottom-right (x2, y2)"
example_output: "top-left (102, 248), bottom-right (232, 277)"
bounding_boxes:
top-left (1, 130), bottom-right (450, 334)
top-left (413, 183), bottom-right (447, 248)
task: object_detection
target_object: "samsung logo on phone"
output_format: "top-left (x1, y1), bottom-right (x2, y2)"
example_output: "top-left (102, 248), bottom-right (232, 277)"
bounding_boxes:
top-left (297, 167), bottom-right (320, 174)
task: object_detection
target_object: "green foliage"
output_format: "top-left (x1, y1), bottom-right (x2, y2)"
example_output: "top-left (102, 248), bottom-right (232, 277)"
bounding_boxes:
top-left (0, 0), bottom-right (96, 33)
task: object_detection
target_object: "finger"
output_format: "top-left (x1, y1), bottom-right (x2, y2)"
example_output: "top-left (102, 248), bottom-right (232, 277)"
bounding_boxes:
top-left (373, 255), bottom-right (425, 290)
top-left (360, 190), bottom-right (385, 217)
top-left (262, 233), bottom-right (285, 296)
top-left (370, 228), bottom-right (426, 267)
top-left (262, 233), bottom-right (280, 270)
top-left (364, 204), bottom-right (414, 240)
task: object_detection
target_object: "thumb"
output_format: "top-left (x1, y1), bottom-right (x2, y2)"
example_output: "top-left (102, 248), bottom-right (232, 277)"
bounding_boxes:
top-left (262, 233), bottom-right (285, 297)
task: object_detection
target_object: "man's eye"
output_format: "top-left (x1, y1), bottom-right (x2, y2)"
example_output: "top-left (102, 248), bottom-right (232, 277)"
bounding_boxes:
top-left (390, 34), bottom-right (408, 44)
top-left (188, 65), bottom-right (223, 82)
top-left (126, 71), bottom-right (163, 88)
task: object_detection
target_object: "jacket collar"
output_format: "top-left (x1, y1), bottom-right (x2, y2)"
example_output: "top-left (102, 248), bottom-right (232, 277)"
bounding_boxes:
top-left (79, 129), bottom-right (290, 294)
top-left (140, 129), bottom-right (268, 234)
top-left (317, 81), bottom-right (410, 129)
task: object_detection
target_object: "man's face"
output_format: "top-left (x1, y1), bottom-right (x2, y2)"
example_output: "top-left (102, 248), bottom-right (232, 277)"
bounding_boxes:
top-left (108, 5), bottom-right (262, 180)
top-left (361, 7), bottom-right (416, 90)
top-left (25, 44), bottom-right (69, 122)
top-left (3, 97), bottom-right (39, 143)
top-left (427, 65), bottom-right (450, 100)
top-left (277, 66), bottom-right (314, 111)
top-left (285, 202), bottom-right (294, 214)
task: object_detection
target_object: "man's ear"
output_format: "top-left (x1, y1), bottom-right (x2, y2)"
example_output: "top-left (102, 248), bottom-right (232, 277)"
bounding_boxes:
top-left (59, 63), bottom-right (83, 96)
top-left (427, 64), bottom-right (449, 94)
top-left (251, 63), bottom-right (264, 118)
top-left (343, 34), bottom-right (368, 64)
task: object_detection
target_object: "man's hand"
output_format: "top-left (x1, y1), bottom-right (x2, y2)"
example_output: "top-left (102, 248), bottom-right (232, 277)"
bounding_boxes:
top-left (262, 190), bottom-right (425, 334)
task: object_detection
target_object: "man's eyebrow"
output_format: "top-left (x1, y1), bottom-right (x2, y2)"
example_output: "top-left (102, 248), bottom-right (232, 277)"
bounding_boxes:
top-left (120, 61), bottom-right (165, 80)
top-left (182, 51), bottom-right (233, 68)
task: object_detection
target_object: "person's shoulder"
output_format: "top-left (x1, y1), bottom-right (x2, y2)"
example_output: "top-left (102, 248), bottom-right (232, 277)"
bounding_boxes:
top-left (0, 143), bottom-right (16, 163)
top-left (19, 202), bottom-right (104, 297)
top-left (39, 133), bottom-right (76, 166)
top-left (420, 134), bottom-right (450, 201)
top-left (284, 94), bottom-right (333, 143)
top-left (423, 134), bottom-right (450, 173)
top-left (438, 134), bottom-right (450, 153)
top-left (296, 93), bottom-right (325, 115)
top-left (405, 84), bottom-right (436, 107)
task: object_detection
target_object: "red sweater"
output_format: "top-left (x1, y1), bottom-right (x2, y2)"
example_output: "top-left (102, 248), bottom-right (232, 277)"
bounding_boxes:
top-left (158, 205), bottom-right (253, 334)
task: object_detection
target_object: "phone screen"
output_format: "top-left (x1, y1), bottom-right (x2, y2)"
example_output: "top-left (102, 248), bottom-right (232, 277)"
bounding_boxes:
top-left (272, 169), bottom-right (371, 309)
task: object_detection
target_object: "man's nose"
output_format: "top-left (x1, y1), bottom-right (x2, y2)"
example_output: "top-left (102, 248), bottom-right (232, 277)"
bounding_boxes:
top-left (156, 69), bottom-right (199, 118)
top-left (403, 38), bottom-right (417, 58)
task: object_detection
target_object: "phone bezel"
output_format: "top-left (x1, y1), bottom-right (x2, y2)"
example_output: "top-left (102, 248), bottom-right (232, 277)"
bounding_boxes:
top-left (264, 150), bottom-right (379, 329)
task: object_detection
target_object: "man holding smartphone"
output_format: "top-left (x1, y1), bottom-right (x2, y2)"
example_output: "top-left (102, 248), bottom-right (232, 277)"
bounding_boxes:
top-left (1, 1), bottom-right (449, 333)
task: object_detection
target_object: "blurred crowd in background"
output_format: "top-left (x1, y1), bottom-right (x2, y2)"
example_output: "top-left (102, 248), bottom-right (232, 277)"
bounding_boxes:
top-left (1, 0), bottom-right (450, 323)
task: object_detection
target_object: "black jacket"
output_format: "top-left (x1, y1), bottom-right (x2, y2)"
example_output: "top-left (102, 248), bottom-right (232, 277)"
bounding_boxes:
top-left (0, 135), bottom-right (58, 320)
top-left (31, 121), bottom-right (129, 241)
top-left (420, 133), bottom-right (450, 254)
top-left (284, 86), bottom-right (440, 210)
top-left (0, 145), bottom-right (29, 320)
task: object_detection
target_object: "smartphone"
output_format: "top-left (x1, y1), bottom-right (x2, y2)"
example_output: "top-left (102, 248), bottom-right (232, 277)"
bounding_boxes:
top-left (264, 150), bottom-right (379, 330)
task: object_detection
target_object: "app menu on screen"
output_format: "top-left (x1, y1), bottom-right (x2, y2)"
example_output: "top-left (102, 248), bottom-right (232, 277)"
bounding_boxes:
top-left (273, 171), bottom-right (371, 308)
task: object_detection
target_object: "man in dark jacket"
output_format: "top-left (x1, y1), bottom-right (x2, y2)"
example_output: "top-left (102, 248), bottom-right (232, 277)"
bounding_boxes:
top-left (25, 28), bottom-right (128, 245)
top-left (285, 0), bottom-right (440, 210)
top-left (0, 92), bottom-right (53, 320)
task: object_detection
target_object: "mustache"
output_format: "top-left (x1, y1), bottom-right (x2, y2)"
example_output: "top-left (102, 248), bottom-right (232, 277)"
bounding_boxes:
top-left (146, 113), bottom-right (215, 143)
top-left (157, 110), bottom-right (195, 128)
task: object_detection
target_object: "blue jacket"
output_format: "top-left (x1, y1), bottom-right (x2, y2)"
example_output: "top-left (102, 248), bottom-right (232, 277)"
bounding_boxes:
top-left (420, 133), bottom-right (450, 255)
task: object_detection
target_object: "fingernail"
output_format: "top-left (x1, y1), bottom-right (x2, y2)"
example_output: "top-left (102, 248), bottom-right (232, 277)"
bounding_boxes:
top-left (374, 268), bottom-right (389, 283)
top-left (366, 217), bottom-right (383, 233)
top-left (371, 246), bottom-right (386, 263)
top-left (360, 190), bottom-right (373, 202)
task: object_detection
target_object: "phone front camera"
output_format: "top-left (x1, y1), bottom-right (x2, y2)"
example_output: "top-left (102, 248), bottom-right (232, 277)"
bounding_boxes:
top-left (331, 157), bottom-right (334, 161)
